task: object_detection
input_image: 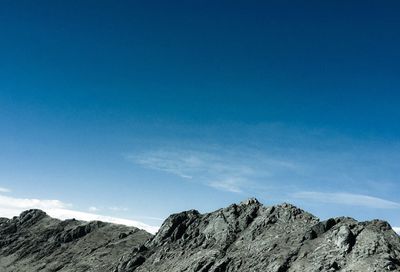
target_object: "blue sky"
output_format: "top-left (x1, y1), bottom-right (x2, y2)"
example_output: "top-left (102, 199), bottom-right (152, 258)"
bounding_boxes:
top-left (1, 0), bottom-right (400, 232)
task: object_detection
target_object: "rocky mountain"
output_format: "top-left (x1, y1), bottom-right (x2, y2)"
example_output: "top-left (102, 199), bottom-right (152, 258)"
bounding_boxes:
top-left (0, 209), bottom-right (151, 271)
top-left (115, 198), bottom-right (400, 272)
top-left (1, 199), bottom-right (400, 272)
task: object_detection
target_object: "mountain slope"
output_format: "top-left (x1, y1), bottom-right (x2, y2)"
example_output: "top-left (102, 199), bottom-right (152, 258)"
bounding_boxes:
top-left (116, 198), bottom-right (400, 272)
top-left (0, 209), bottom-right (151, 272)
top-left (1, 200), bottom-right (399, 272)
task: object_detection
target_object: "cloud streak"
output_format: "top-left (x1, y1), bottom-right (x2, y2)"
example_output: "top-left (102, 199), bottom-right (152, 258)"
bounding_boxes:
top-left (127, 125), bottom-right (400, 230)
top-left (208, 178), bottom-right (247, 193)
top-left (88, 206), bottom-right (100, 212)
top-left (0, 193), bottom-right (159, 234)
top-left (291, 191), bottom-right (400, 209)
top-left (0, 187), bottom-right (11, 193)
top-left (129, 148), bottom-right (297, 193)
top-left (128, 124), bottom-right (400, 201)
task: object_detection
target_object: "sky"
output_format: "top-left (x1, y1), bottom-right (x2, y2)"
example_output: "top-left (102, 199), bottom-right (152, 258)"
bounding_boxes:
top-left (0, 0), bottom-right (400, 233)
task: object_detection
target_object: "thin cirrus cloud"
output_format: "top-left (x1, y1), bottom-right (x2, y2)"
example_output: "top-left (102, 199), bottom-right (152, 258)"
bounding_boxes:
top-left (0, 191), bottom-right (159, 234)
top-left (108, 206), bottom-right (129, 212)
top-left (127, 126), bottom-right (400, 232)
top-left (88, 206), bottom-right (100, 212)
top-left (128, 124), bottom-right (400, 199)
top-left (131, 149), bottom-right (216, 180)
top-left (208, 178), bottom-right (248, 193)
top-left (89, 206), bottom-right (130, 212)
top-left (291, 191), bottom-right (400, 209)
top-left (130, 149), bottom-right (250, 193)
top-left (129, 148), bottom-right (297, 194)
top-left (0, 187), bottom-right (11, 193)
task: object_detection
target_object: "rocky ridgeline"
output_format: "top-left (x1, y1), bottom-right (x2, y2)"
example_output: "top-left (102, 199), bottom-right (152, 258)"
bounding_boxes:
top-left (0, 209), bottom-right (151, 271)
top-left (1, 199), bottom-right (400, 271)
top-left (115, 198), bottom-right (400, 272)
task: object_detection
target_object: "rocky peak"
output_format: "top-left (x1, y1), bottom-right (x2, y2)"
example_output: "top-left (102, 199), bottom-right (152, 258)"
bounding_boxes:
top-left (0, 209), bottom-right (151, 272)
top-left (1, 201), bottom-right (400, 272)
top-left (239, 197), bottom-right (260, 206)
top-left (116, 199), bottom-right (400, 272)
top-left (18, 209), bottom-right (48, 225)
top-left (151, 209), bottom-right (200, 245)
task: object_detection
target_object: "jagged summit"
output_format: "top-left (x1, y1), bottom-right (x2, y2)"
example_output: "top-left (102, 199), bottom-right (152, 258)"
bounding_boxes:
top-left (0, 208), bottom-right (151, 272)
top-left (239, 197), bottom-right (260, 206)
top-left (1, 200), bottom-right (400, 271)
top-left (18, 208), bottom-right (47, 218)
top-left (116, 200), bottom-right (400, 272)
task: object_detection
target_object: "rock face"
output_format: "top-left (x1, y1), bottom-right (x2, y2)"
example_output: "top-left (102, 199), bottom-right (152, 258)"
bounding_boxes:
top-left (0, 209), bottom-right (151, 271)
top-left (1, 200), bottom-right (400, 272)
top-left (116, 198), bottom-right (400, 272)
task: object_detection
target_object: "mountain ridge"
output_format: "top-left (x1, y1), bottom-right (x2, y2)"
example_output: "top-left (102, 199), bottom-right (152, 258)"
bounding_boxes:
top-left (1, 199), bottom-right (400, 271)
top-left (116, 198), bottom-right (400, 272)
top-left (0, 209), bottom-right (151, 271)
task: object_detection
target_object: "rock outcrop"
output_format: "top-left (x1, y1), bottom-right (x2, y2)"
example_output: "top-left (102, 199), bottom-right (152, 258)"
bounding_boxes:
top-left (116, 198), bottom-right (400, 272)
top-left (1, 199), bottom-right (400, 271)
top-left (0, 209), bottom-right (151, 272)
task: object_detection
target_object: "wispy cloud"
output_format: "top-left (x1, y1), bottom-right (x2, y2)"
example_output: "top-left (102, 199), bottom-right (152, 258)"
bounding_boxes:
top-left (209, 178), bottom-right (246, 193)
top-left (132, 150), bottom-right (205, 179)
top-left (128, 123), bottom-right (400, 199)
top-left (108, 206), bottom-right (129, 212)
top-left (127, 124), bottom-right (400, 230)
top-left (0, 193), bottom-right (158, 234)
top-left (0, 194), bottom-right (68, 210)
top-left (88, 206), bottom-right (100, 212)
top-left (291, 191), bottom-right (400, 209)
top-left (44, 209), bottom-right (158, 234)
top-left (393, 227), bottom-right (400, 235)
top-left (128, 148), bottom-right (297, 193)
top-left (0, 187), bottom-right (11, 193)
top-left (88, 206), bottom-right (129, 212)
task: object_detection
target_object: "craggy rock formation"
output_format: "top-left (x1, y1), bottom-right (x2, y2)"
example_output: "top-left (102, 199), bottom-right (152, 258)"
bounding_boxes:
top-left (0, 209), bottom-right (151, 272)
top-left (116, 198), bottom-right (400, 272)
top-left (1, 200), bottom-right (400, 271)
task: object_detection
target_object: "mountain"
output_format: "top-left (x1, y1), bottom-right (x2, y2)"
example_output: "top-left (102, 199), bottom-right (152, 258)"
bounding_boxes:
top-left (1, 199), bottom-right (400, 272)
top-left (115, 198), bottom-right (400, 272)
top-left (0, 209), bottom-right (151, 271)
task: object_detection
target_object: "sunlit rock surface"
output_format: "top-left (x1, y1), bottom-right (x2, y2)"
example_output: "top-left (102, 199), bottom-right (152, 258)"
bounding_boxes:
top-left (116, 199), bottom-right (400, 272)
top-left (0, 209), bottom-right (151, 271)
top-left (1, 199), bottom-right (399, 272)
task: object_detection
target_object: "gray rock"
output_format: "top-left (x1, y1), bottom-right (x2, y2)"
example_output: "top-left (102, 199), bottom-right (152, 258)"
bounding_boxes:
top-left (0, 209), bottom-right (151, 272)
top-left (115, 199), bottom-right (400, 272)
top-left (1, 200), bottom-right (400, 272)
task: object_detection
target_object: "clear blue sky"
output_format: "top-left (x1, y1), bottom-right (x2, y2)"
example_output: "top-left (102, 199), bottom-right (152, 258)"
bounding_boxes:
top-left (1, 0), bottom-right (400, 229)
